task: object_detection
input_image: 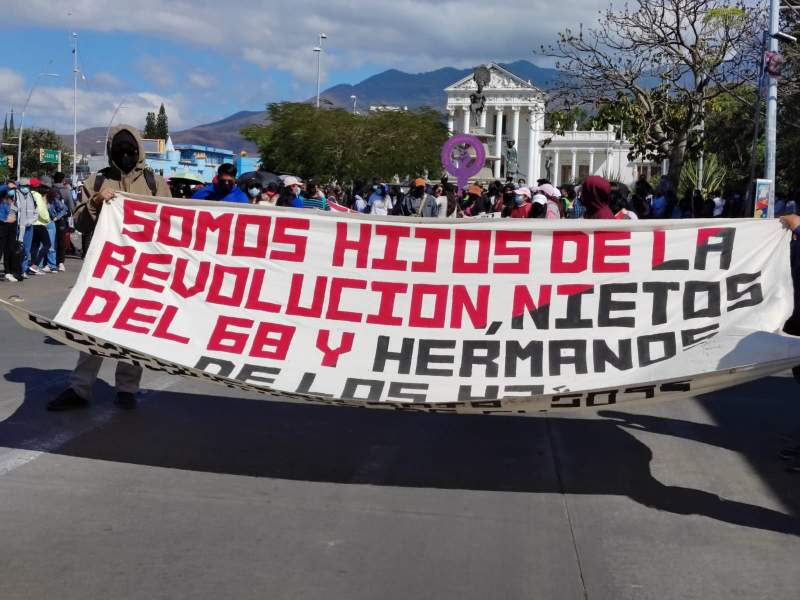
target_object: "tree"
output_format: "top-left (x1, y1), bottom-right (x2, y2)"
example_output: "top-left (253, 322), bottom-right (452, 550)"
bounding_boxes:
top-left (18, 128), bottom-right (72, 177)
top-left (242, 103), bottom-right (448, 183)
top-left (156, 103), bottom-right (169, 139)
top-left (143, 112), bottom-right (157, 138)
top-left (540, 0), bottom-right (761, 186)
top-left (2, 114), bottom-right (7, 142)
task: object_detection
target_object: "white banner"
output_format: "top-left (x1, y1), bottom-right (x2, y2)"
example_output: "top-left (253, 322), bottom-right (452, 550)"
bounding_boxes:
top-left (10, 193), bottom-right (800, 414)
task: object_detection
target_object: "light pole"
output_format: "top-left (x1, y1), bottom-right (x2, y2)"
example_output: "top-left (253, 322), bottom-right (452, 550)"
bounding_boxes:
top-left (350, 94), bottom-right (357, 115)
top-left (103, 98), bottom-right (128, 161)
top-left (72, 32), bottom-right (79, 184)
top-left (16, 72), bottom-right (59, 180)
top-left (314, 32), bottom-right (327, 108)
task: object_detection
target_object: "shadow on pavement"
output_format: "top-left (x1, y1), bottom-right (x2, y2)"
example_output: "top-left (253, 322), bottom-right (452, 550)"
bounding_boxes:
top-left (3, 367), bottom-right (799, 536)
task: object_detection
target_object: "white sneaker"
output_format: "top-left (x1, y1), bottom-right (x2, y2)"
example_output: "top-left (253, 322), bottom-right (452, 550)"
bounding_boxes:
top-left (27, 266), bottom-right (41, 275)
top-left (58, 263), bottom-right (65, 272)
top-left (42, 266), bottom-right (54, 274)
top-left (5, 274), bottom-right (18, 282)
top-left (21, 273), bottom-right (29, 279)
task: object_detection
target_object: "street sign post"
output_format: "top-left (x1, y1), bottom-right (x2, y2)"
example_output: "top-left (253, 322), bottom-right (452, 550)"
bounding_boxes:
top-left (39, 148), bottom-right (62, 171)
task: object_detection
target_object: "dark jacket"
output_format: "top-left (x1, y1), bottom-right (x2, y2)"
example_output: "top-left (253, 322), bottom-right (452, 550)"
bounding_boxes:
top-left (74, 124), bottom-right (170, 234)
top-left (581, 176), bottom-right (614, 219)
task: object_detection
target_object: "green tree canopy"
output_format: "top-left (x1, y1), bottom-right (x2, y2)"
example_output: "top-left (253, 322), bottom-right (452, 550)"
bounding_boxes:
top-left (17, 128), bottom-right (72, 178)
top-left (540, 0), bottom-right (761, 187)
top-left (143, 112), bottom-right (157, 139)
top-left (156, 103), bottom-right (168, 139)
top-left (242, 103), bottom-right (448, 183)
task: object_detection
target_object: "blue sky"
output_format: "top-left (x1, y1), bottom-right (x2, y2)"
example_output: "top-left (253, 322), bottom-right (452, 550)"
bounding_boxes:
top-left (1, 0), bottom-right (603, 133)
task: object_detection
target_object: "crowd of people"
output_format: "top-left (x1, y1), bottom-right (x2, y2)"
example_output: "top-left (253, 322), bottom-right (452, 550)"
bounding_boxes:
top-left (0, 173), bottom-right (78, 283)
top-left (181, 162), bottom-right (799, 223)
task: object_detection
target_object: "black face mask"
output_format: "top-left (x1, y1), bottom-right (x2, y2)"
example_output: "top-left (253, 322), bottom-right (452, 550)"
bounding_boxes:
top-left (111, 146), bottom-right (139, 173)
top-left (216, 179), bottom-right (235, 194)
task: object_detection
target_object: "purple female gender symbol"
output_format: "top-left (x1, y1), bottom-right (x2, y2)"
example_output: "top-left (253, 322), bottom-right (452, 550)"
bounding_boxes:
top-left (441, 134), bottom-right (486, 191)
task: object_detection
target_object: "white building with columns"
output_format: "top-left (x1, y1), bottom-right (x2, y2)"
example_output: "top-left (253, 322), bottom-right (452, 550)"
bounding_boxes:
top-left (444, 63), bottom-right (660, 186)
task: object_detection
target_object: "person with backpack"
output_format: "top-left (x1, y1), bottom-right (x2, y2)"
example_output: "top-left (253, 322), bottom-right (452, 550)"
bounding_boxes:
top-left (48, 124), bottom-right (170, 412)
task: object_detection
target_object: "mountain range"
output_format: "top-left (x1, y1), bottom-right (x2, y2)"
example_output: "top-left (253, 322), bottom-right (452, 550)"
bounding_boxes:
top-left (65, 60), bottom-right (560, 156)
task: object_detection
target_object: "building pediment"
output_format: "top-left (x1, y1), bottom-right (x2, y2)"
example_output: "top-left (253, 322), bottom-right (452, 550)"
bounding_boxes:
top-left (445, 63), bottom-right (544, 95)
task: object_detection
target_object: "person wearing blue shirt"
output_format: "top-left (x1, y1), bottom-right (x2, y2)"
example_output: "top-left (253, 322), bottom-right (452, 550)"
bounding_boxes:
top-left (191, 163), bottom-right (248, 203)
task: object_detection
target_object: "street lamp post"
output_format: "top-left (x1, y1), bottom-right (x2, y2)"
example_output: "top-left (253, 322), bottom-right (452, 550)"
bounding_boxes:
top-left (315, 32), bottom-right (327, 108)
top-left (350, 94), bottom-right (357, 115)
top-left (16, 72), bottom-right (59, 180)
top-left (103, 98), bottom-right (128, 161)
top-left (72, 32), bottom-right (79, 185)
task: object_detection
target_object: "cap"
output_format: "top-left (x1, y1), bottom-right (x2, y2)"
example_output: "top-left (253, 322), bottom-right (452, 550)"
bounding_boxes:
top-left (414, 177), bottom-right (427, 188)
top-left (467, 184), bottom-right (483, 196)
top-left (38, 175), bottom-right (53, 189)
top-left (17, 177), bottom-right (31, 186)
top-left (29, 178), bottom-right (42, 188)
top-left (532, 193), bottom-right (548, 205)
top-left (516, 187), bottom-right (531, 199)
top-left (535, 183), bottom-right (558, 198)
top-left (283, 176), bottom-right (302, 187)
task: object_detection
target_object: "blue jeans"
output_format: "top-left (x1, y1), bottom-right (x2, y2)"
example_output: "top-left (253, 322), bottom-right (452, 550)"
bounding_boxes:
top-left (43, 221), bottom-right (56, 269)
top-left (21, 226), bottom-right (33, 273)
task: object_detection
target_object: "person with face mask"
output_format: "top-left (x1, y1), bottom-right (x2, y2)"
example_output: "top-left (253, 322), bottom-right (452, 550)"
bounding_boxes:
top-left (258, 182), bottom-right (279, 206)
top-left (239, 178), bottom-right (263, 204)
top-left (13, 178), bottom-right (42, 277)
top-left (49, 124), bottom-right (170, 412)
top-left (0, 184), bottom-right (21, 281)
top-left (508, 187), bottom-right (533, 218)
top-left (192, 163), bottom-right (248, 203)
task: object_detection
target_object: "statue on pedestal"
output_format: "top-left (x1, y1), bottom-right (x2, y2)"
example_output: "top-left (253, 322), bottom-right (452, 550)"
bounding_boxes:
top-left (504, 140), bottom-right (519, 180)
top-left (545, 156), bottom-right (553, 182)
top-left (470, 65), bottom-right (491, 127)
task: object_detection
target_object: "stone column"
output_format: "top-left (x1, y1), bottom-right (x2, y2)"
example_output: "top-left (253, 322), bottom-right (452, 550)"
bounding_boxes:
top-left (462, 107), bottom-right (470, 135)
top-left (447, 109), bottom-right (455, 135)
top-left (553, 150), bottom-right (560, 187)
top-left (494, 107), bottom-right (504, 179)
top-left (588, 149), bottom-right (595, 175)
top-left (511, 107), bottom-right (521, 148)
top-left (527, 108), bottom-right (537, 183)
top-left (480, 106), bottom-right (487, 129)
top-left (570, 149), bottom-right (577, 184)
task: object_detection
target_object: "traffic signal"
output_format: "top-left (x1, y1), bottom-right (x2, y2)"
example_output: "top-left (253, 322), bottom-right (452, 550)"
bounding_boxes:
top-left (5, 155), bottom-right (12, 169)
top-left (765, 51), bottom-right (784, 78)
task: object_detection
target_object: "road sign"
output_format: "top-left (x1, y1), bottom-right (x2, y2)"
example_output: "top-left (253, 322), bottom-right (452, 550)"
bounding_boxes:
top-left (39, 148), bottom-right (60, 164)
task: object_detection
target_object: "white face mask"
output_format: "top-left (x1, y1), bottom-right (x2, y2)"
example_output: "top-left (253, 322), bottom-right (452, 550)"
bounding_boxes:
top-left (248, 187), bottom-right (260, 198)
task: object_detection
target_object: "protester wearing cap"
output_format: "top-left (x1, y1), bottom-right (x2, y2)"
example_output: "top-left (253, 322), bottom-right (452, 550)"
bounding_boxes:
top-left (395, 177), bottom-right (427, 216)
top-left (463, 183), bottom-right (490, 216)
top-left (531, 183), bottom-right (563, 219)
top-left (34, 176), bottom-right (63, 273)
top-left (280, 176), bottom-right (306, 208)
top-left (509, 186), bottom-right (533, 218)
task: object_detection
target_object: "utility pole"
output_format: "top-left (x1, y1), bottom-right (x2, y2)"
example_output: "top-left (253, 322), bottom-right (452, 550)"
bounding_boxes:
top-left (16, 72), bottom-right (59, 180)
top-left (72, 32), bottom-right (79, 184)
top-left (351, 94), bottom-right (357, 115)
top-left (764, 0), bottom-right (779, 217)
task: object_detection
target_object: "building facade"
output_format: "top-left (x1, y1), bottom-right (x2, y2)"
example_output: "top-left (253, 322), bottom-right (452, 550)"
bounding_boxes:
top-left (444, 63), bottom-right (662, 186)
top-left (145, 137), bottom-right (259, 182)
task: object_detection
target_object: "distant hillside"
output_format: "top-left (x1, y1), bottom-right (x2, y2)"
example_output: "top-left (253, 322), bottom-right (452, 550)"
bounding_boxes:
top-left (67, 60), bottom-right (559, 155)
top-left (318, 60), bottom-right (560, 110)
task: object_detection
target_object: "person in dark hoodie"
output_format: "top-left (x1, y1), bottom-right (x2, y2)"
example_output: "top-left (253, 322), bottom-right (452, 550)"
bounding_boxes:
top-left (48, 124), bottom-right (170, 412)
top-left (581, 175), bottom-right (615, 219)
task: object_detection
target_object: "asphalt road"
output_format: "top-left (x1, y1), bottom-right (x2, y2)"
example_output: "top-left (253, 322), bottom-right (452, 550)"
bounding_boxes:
top-left (1, 260), bottom-right (799, 600)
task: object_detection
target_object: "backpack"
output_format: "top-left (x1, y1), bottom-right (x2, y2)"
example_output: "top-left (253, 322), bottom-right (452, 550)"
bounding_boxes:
top-left (93, 167), bottom-right (158, 196)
